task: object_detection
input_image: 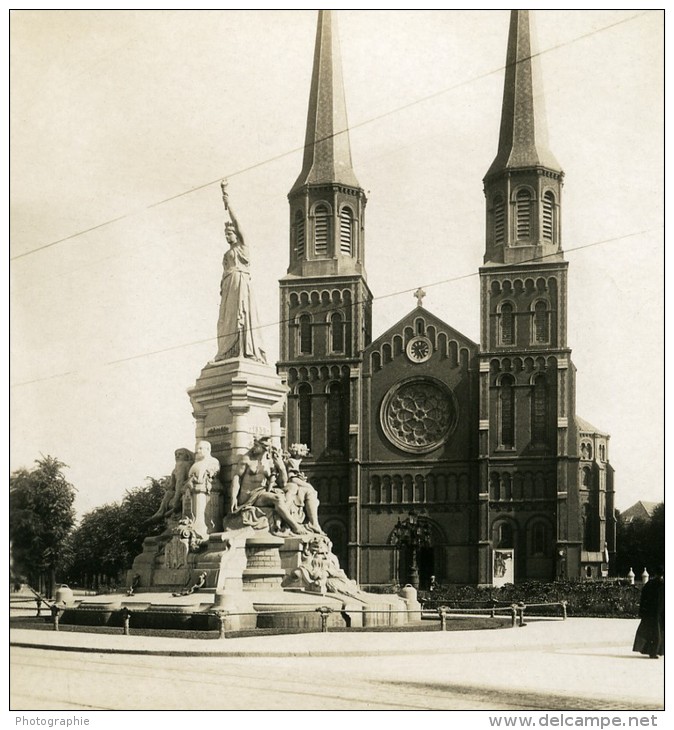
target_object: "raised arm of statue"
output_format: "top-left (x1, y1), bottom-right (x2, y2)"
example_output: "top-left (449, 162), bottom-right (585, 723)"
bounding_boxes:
top-left (271, 447), bottom-right (288, 488)
top-left (229, 456), bottom-right (249, 513)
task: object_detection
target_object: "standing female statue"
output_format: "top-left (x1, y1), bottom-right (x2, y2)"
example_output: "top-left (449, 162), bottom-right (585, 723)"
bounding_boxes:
top-left (215, 180), bottom-right (267, 363)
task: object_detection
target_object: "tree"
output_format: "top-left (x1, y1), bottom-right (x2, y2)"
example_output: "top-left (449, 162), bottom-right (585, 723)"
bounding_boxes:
top-left (10, 456), bottom-right (77, 598)
top-left (614, 502), bottom-right (664, 578)
top-left (65, 477), bottom-right (166, 589)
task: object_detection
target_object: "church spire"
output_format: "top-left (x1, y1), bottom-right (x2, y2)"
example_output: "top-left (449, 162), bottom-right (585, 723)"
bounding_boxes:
top-left (286, 10), bottom-right (366, 279)
top-left (290, 10), bottom-right (360, 193)
top-left (485, 10), bottom-right (561, 178)
top-left (483, 10), bottom-right (564, 266)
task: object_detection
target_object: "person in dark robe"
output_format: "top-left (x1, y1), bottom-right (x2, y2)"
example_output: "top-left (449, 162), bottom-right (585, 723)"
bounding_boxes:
top-left (633, 566), bottom-right (664, 658)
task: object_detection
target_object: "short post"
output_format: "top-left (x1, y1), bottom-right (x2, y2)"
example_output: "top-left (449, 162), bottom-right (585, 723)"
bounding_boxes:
top-left (35, 597), bottom-right (42, 617)
top-left (120, 607), bottom-right (131, 636)
top-left (216, 611), bottom-right (229, 639)
top-left (560, 600), bottom-right (567, 620)
top-left (490, 600), bottom-right (496, 619)
top-left (437, 606), bottom-right (448, 631)
top-left (518, 602), bottom-right (526, 627)
top-left (50, 604), bottom-right (63, 632)
top-left (510, 604), bottom-right (517, 628)
top-left (316, 606), bottom-right (332, 632)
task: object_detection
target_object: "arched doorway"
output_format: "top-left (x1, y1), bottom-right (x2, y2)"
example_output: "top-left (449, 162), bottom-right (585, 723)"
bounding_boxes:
top-left (389, 512), bottom-right (443, 589)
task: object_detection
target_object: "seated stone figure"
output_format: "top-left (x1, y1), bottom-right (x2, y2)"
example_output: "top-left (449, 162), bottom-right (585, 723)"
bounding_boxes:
top-left (150, 447), bottom-right (194, 522)
top-left (277, 446), bottom-right (323, 534)
top-left (227, 437), bottom-right (306, 534)
top-left (283, 534), bottom-right (361, 598)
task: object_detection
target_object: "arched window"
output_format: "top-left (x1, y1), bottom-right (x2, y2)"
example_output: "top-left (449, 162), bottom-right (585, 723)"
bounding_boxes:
top-left (500, 375), bottom-right (515, 448)
top-left (542, 191), bottom-right (555, 242)
top-left (298, 383), bottom-right (312, 449)
top-left (515, 189), bottom-right (532, 241)
top-left (497, 522), bottom-right (514, 548)
top-left (339, 207), bottom-right (353, 255)
top-left (294, 210), bottom-right (305, 258)
top-left (531, 522), bottom-right (548, 556)
top-left (531, 374), bottom-right (547, 445)
top-left (327, 382), bottom-right (347, 452)
top-left (500, 302), bottom-right (514, 345)
top-left (298, 314), bottom-right (312, 354)
top-left (314, 204), bottom-right (329, 256)
top-left (330, 312), bottom-right (344, 352)
top-left (493, 195), bottom-right (505, 244)
top-left (534, 300), bottom-right (549, 343)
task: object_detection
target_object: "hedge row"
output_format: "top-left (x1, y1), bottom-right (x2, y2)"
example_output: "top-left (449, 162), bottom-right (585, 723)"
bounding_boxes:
top-left (419, 581), bottom-right (642, 618)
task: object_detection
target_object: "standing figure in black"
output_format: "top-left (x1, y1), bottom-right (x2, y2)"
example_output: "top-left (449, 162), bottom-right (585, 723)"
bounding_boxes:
top-left (633, 566), bottom-right (665, 659)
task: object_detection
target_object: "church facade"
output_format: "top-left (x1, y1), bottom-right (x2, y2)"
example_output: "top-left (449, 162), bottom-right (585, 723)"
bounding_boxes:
top-left (276, 10), bottom-right (616, 587)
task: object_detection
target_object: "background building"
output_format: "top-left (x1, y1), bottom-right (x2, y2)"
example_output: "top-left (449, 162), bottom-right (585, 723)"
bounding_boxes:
top-left (277, 10), bottom-right (616, 587)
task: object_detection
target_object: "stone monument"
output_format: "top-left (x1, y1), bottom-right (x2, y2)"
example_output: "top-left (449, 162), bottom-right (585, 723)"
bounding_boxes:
top-left (91, 183), bottom-right (410, 631)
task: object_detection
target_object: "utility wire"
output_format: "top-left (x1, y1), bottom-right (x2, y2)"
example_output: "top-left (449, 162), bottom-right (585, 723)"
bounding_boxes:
top-left (10, 10), bottom-right (649, 263)
top-left (10, 225), bottom-right (661, 387)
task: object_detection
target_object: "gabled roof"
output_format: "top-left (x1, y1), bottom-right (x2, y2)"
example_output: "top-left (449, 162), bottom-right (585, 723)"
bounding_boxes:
top-left (621, 501), bottom-right (660, 523)
top-left (576, 416), bottom-right (609, 437)
top-left (366, 306), bottom-right (478, 353)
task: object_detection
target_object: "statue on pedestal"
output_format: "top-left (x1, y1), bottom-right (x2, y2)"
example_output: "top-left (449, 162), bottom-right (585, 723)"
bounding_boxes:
top-left (185, 441), bottom-right (221, 539)
top-left (214, 180), bottom-right (267, 364)
top-left (149, 448), bottom-right (194, 522)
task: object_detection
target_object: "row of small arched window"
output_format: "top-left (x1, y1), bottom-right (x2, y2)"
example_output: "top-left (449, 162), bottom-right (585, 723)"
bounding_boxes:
top-left (296, 381), bottom-right (348, 452)
top-left (497, 300), bottom-right (550, 345)
top-left (296, 312), bottom-right (346, 354)
top-left (295, 205), bottom-right (356, 258)
top-left (499, 374), bottom-right (548, 448)
top-left (492, 189), bottom-right (557, 244)
top-left (494, 519), bottom-right (553, 557)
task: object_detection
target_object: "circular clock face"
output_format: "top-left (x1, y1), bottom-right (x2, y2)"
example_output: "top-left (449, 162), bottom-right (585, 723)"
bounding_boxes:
top-left (406, 335), bottom-right (433, 363)
top-left (380, 377), bottom-right (458, 454)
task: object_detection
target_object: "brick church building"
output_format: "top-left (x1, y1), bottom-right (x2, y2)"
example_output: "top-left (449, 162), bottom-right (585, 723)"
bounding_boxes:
top-left (276, 11), bottom-right (616, 587)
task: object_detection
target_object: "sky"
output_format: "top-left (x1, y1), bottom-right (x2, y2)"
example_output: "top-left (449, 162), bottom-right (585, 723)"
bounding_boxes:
top-left (10, 9), bottom-right (663, 517)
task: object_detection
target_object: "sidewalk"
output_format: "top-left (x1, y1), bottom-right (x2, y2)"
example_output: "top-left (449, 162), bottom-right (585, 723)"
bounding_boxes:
top-left (10, 617), bottom-right (665, 709)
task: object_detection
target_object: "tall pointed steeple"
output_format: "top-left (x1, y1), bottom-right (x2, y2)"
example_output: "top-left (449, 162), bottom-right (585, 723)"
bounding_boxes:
top-left (486, 10), bottom-right (561, 177)
top-left (286, 9), bottom-right (367, 279)
top-left (483, 10), bottom-right (564, 266)
top-left (291, 10), bottom-right (359, 193)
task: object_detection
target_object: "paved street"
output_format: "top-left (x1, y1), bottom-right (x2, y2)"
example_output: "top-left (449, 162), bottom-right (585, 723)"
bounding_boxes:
top-left (10, 617), bottom-right (664, 711)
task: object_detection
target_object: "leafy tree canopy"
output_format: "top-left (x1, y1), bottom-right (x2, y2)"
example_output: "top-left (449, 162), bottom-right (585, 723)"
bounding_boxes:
top-left (10, 455), bottom-right (77, 593)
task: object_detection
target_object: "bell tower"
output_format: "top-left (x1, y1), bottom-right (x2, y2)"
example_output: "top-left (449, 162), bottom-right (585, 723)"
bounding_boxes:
top-left (478, 10), bottom-right (581, 583)
top-left (278, 10), bottom-right (372, 578)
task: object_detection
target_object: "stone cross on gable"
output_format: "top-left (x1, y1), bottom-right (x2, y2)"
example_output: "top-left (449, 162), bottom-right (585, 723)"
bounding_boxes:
top-left (414, 288), bottom-right (426, 307)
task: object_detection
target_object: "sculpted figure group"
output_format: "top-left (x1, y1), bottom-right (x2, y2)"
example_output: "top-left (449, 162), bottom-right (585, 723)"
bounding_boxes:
top-left (228, 438), bottom-right (323, 536)
top-left (155, 438), bottom-right (323, 538)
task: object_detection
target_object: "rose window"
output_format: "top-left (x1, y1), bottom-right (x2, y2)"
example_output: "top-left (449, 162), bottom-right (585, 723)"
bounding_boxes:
top-left (380, 378), bottom-right (458, 453)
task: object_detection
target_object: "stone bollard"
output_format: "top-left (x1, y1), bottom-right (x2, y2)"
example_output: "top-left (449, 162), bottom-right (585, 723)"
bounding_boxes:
top-left (560, 600), bottom-right (568, 620)
top-left (316, 606), bottom-right (332, 632)
top-left (35, 597), bottom-right (42, 618)
top-left (215, 611), bottom-right (229, 639)
top-left (627, 567), bottom-right (635, 585)
top-left (50, 604), bottom-right (64, 631)
top-left (517, 602), bottom-right (526, 627)
top-left (510, 604), bottom-right (517, 628)
top-left (120, 607), bottom-right (131, 636)
top-left (437, 606), bottom-right (448, 631)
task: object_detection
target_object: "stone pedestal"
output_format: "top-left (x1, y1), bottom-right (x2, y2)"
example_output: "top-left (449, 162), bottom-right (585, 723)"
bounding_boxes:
top-left (188, 357), bottom-right (287, 532)
top-left (243, 534), bottom-right (285, 591)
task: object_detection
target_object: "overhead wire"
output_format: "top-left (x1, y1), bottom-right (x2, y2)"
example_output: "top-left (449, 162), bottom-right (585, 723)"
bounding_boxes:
top-left (10, 224), bottom-right (661, 387)
top-left (9, 10), bottom-right (650, 263)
